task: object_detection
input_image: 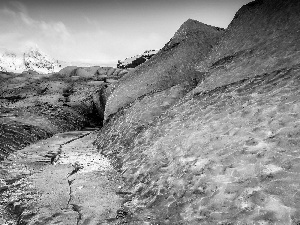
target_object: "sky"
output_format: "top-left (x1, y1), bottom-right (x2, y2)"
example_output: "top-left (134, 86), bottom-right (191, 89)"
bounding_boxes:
top-left (0, 0), bottom-right (252, 66)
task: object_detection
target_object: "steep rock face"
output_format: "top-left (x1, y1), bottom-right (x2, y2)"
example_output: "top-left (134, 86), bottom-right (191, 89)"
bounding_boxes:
top-left (195, 0), bottom-right (300, 92)
top-left (117, 49), bottom-right (159, 69)
top-left (104, 20), bottom-right (224, 119)
top-left (95, 0), bottom-right (300, 224)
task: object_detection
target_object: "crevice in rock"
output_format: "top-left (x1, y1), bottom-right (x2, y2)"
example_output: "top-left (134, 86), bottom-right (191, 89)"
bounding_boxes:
top-left (67, 179), bottom-right (74, 207)
top-left (66, 179), bottom-right (82, 225)
top-left (68, 162), bottom-right (83, 177)
top-left (52, 132), bottom-right (92, 164)
top-left (71, 204), bottom-right (82, 225)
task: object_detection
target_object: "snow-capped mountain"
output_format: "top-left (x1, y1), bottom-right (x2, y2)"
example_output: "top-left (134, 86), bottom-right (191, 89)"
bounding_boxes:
top-left (117, 49), bottom-right (159, 69)
top-left (0, 47), bottom-right (62, 74)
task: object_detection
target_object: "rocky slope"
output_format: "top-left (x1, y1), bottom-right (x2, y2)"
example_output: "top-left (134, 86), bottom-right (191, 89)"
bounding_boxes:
top-left (0, 48), bottom-right (62, 74)
top-left (93, 0), bottom-right (300, 224)
top-left (117, 49), bottom-right (159, 69)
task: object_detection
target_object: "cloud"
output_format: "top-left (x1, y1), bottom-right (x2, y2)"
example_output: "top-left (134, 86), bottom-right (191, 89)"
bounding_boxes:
top-left (0, 1), bottom-right (165, 65)
top-left (0, 1), bottom-right (72, 53)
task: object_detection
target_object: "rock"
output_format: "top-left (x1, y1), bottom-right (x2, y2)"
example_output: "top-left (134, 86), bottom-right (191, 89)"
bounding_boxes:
top-left (104, 19), bottom-right (224, 119)
top-left (58, 66), bottom-right (77, 76)
top-left (95, 0), bottom-right (300, 224)
top-left (106, 67), bottom-right (116, 76)
top-left (117, 69), bottom-right (129, 78)
top-left (112, 68), bottom-right (121, 76)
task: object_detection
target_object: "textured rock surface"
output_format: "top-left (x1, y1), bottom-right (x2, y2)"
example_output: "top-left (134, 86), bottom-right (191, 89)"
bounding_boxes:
top-left (104, 20), bottom-right (224, 119)
top-left (0, 130), bottom-right (123, 225)
top-left (96, 62), bottom-right (300, 225)
top-left (93, 0), bottom-right (300, 224)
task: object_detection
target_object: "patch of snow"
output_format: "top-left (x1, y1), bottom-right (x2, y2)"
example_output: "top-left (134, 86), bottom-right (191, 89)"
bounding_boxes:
top-left (117, 49), bottom-right (159, 68)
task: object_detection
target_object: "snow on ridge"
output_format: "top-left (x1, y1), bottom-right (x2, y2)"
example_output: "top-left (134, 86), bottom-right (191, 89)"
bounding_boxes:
top-left (0, 47), bottom-right (62, 74)
top-left (117, 49), bottom-right (159, 69)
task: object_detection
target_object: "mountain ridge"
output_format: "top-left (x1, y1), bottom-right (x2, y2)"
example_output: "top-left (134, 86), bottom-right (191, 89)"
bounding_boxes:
top-left (0, 47), bottom-right (104, 74)
top-left (104, 19), bottom-right (224, 119)
top-left (0, 47), bottom-right (63, 74)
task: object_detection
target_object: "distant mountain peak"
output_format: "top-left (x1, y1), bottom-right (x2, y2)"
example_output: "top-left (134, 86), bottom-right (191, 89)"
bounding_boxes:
top-left (0, 48), bottom-right (61, 74)
top-left (173, 19), bottom-right (224, 39)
